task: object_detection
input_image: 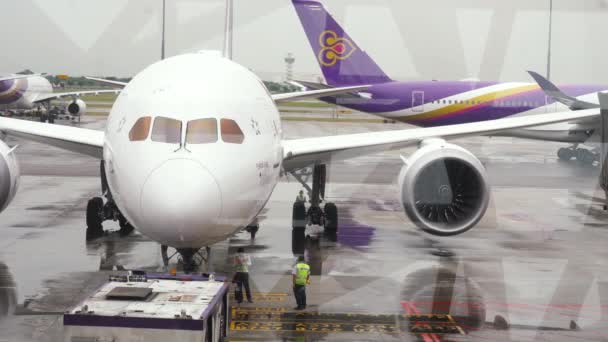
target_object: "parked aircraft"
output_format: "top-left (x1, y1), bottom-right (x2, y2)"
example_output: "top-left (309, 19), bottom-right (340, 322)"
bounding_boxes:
top-left (0, 51), bottom-right (600, 268)
top-left (0, 73), bottom-right (119, 122)
top-left (291, 0), bottom-right (608, 165)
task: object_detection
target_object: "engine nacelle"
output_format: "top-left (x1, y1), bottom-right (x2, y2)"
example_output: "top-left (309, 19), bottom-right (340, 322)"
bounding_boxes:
top-left (399, 139), bottom-right (489, 236)
top-left (0, 141), bottom-right (19, 213)
top-left (67, 99), bottom-right (86, 116)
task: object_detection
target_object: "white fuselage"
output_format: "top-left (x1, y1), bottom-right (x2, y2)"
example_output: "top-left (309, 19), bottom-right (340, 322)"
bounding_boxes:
top-left (103, 53), bottom-right (282, 248)
top-left (0, 75), bottom-right (53, 110)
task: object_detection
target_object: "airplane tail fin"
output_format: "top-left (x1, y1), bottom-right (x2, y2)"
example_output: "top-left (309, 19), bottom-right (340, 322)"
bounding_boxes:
top-left (292, 0), bottom-right (392, 86)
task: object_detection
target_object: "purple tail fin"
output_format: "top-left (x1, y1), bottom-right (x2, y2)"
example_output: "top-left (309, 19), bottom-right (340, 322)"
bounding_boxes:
top-left (292, 0), bottom-right (392, 86)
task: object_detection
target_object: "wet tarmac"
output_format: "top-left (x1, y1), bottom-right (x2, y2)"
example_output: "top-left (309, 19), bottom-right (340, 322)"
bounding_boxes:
top-left (0, 116), bottom-right (607, 341)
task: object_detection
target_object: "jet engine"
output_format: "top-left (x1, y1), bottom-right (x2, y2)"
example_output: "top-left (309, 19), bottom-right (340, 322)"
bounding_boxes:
top-left (399, 139), bottom-right (489, 236)
top-left (0, 141), bottom-right (20, 213)
top-left (67, 99), bottom-right (87, 116)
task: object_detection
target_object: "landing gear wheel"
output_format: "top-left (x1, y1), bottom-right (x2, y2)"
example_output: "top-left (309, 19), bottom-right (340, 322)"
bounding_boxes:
top-left (292, 201), bottom-right (307, 229)
top-left (557, 147), bottom-right (573, 161)
top-left (324, 202), bottom-right (338, 232)
top-left (177, 249), bottom-right (199, 273)
top-left (118, 215), bottom-right (134, 237)
top-left (86, 197), bottom-right (104, 241)
top-left (577, 149), bottom-right (595, 166)
top-left (161, 245), bottom-right (169, 266)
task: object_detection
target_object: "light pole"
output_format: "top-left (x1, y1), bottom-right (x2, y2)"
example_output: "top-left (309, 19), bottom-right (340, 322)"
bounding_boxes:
top-left (161, 0), bottom-right (166, 60)
top-left (546, 0), bottom-right (553, 80)
top-left (223, 0), bottom-right (234, 60)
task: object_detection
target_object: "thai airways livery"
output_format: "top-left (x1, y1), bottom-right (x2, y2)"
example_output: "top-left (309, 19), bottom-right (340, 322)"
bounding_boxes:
top-left (0, 74), bottom-right (120, 122)
top-left (0, 51), bottom-right (599, 269)
top-left (292, 0), bottom-right (608, 164)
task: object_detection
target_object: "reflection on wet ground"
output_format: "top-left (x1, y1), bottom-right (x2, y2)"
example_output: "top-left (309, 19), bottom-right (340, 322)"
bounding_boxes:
top-left (0, 263), bottom-right (16, 319)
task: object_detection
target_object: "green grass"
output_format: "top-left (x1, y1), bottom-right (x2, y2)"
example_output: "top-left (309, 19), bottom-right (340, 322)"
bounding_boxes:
top-left (80, 93), bottom-right (119, 102)
top-left (87, 103), bottom-right (114, 108)
top-left (86, 112), bottom-right (111, 117)
top-left (281, 116), bottom-right (385, 123)
top-left (53, 87), bottom-right (120, 102)
top-left (278, 101), bottom-right (334, 108)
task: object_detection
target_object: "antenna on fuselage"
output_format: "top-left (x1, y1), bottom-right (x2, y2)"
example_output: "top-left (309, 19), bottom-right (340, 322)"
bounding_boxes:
top-left (161, 0), bottom-right (166, 60)
top-left (223, 0), bottom-right (234, 60)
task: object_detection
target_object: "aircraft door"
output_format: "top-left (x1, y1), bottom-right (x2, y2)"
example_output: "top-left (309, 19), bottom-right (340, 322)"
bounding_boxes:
top-left (412, 91), bottom-right (424, 112)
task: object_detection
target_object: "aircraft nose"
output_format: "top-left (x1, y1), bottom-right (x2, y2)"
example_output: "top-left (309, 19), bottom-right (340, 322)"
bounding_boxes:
top-left (140, 159), bottom-right (222, 247)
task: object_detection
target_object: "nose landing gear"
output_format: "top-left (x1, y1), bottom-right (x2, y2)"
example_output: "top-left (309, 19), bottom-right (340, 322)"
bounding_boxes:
top-left (86, 161), bottom-right (135, 241)
top-left (161, 245), bottom-right (211, 273)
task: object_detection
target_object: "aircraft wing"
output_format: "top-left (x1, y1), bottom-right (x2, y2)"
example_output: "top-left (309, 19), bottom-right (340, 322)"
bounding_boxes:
top-left (271, 85), bottom-right (369, 103)
top-left (528, 71), bottom-right (598, 110)
top-left (83, 78), bottom-right (367, 103)
top-left (0, 117), bottom-right (104, 158)
top-left (282, 108), bottom-right (600, 170)
top-left (290, 80), bottom-right (365, 100)
top-left (290, 80), bottom-right (332, 90)
top-left (85, 76), bottom-right (128, 87)
top-left (0, 74), bottom-right (44, 82)
top-left (32, 89), bottom-right (121, 103)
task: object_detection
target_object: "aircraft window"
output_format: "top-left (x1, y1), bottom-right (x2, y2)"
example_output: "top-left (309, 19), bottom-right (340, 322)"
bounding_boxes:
top-left (186, 118), bottom-right (218, 144)
top-left (221, 119), bottom-right (245, 144)
top-left (129, 116), bottom-right (151, 141)
top-left (151, 116), bottom-right (182, 144)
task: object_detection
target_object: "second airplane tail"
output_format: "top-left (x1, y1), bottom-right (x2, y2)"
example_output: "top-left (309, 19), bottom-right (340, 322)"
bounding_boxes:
top-left (292, 0), bottom-right (392, 86)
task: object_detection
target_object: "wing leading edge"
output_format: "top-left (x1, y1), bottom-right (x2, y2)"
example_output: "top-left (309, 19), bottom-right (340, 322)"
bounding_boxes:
top-left (0, 74), bottom-right (44, 82)
top-left (32, 89), bottom-right (121, 103)
top-left (85, 76), bottom-right (369, 104)
top-left (0, 117), bottom-right (104, 158)
top-left (282, 108), bottom-right (601, 170)
top-left (271, 85), bottom-right (369, 103)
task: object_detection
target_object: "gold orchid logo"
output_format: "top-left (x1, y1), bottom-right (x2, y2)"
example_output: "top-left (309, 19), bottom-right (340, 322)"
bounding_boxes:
top-left (317, 30), bottom-right (356, 67)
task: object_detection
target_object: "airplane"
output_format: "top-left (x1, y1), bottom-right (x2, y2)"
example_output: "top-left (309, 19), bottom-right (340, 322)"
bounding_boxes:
top-left (0, 51), bottom-right (601, 270)
top-left (291, 0), bottom-right (608, 165)
top-left (0, 50), bottom-right (603, 267)
top-left (0, 73), bottom-right (120, 123)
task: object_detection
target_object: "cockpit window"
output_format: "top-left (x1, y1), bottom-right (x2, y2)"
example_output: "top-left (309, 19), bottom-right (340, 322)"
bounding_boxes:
top-left (151, 116), bottom-right (182, 144)
top-left (186, 118), bottom-right (218, 144)
top-left (220, 119), bottom-right (245, 144)
top-left (129, 116), bottom-right (152, 141)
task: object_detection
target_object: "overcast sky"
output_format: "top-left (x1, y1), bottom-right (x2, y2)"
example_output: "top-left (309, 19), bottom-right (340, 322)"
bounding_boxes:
top-left (1, 0), bottom-right (607, 83)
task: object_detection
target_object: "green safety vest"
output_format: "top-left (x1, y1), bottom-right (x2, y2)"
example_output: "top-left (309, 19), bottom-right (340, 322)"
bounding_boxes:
top-left (235, 255), bottom-right (249, 273)
top-left (294, 262), bottom-right (310, 285)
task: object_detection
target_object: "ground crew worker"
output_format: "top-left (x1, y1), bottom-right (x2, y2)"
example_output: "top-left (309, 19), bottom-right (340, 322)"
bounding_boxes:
top-left (233, 247), bottom-right (253, 304)
top-left (292, 256), bottom-right (310, 310)
top-left (296, 190), bottom-right (307, 203)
